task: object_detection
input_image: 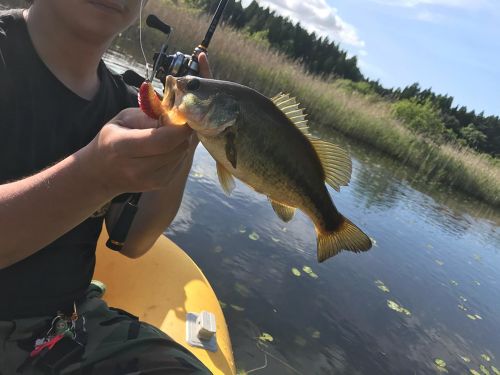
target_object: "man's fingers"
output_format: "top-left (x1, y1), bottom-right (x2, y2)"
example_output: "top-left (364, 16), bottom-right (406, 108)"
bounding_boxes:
top-left (198, 52), bottom-right (212, 79)
top-left (112, 108), bottom-right (159, 130)
top-left (112, 122), bottom-right (192, 157)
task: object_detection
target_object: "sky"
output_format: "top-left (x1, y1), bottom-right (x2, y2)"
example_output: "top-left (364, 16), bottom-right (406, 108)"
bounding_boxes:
top-left (240, 0), bottom-right (500, 117)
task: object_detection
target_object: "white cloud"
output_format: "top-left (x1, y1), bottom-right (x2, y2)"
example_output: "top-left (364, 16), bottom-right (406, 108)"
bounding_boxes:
top-left (415, 10), bottom-right (444, 22)
top-left (372, 0), bottom-right (486, 8)
top-left (241, 0), bottom-right (365, 48)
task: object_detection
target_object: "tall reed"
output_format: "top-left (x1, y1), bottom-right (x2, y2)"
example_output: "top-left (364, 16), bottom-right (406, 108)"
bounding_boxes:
top-left (114, 1), bottom-right (499, 207)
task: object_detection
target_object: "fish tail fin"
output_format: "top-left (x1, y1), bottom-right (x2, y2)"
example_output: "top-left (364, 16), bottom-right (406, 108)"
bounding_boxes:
top-left (317, 215), bottom-right (372, 262)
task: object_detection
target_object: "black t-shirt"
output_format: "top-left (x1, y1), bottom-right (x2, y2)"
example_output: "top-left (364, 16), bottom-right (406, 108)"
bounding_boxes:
top-left (0, 9), bottom-right (137, 319)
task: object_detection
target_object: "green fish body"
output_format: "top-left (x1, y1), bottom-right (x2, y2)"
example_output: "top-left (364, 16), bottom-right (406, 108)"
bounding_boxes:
top-left (164, 76), bottom-right (372, 262)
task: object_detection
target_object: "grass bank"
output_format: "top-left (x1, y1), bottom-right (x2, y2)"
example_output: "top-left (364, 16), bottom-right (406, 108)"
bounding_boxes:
top-left (9, 0), bottom-right (495, 206)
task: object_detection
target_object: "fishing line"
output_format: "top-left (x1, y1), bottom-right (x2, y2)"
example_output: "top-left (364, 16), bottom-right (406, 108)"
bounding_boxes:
top-left (139, 0), bottom-right (149, 79)
top-left (256, 341), bottom-right (302, 375)
top-left (246, 349), bottom-right (268, 374)
top-left (244, 339), bottom-right (301, 374)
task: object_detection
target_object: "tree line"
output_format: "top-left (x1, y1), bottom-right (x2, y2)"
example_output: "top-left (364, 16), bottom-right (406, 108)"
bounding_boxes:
top-left (188, 0), bottom-right (499, 157)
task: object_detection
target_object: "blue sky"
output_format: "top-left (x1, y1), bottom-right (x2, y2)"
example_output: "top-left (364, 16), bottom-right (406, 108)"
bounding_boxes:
top-left (240, 0), bottom-right (500, 117)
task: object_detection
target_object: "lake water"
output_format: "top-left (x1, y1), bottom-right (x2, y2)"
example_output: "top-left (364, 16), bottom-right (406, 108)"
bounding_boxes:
top-left (105, 52), bottom-right (500, 375)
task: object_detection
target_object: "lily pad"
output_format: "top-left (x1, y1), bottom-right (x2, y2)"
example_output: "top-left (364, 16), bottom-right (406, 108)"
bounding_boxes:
top-left (450, 280), bottom-right (458, 286)
top-left (434, 358), bottom-right (448, 373)
top-left (470, 370), bottom-right (481, 375)
top-left (435, 358), bottom-right (447, 368)
top-left (308, 272), bottom-right (319, 279)
top-left (230, 304), bottom-right (245, 312)
top-left (480, 364), bottom-right (491, 375)
top-left (491, 366), bottom-right (500, 375)
top-left (458, 304), bottom-right (468, 311)
top-left (234, 282), bottom-right (251, 297)
top-left (302, 266), bottom-right (313, 274)
top-left (271, 236), bottom-right (280, 242)
top-left (435, 260), bottom-right (445, 266)
top-left (291, 268), bottom-right (301, 277)
top-left (248, 232), bottom-right (260, 241)
top-left (460, 356), bottom-right (471, 363)
top-left (466, 314), bottom-right (477, 320)
top-left (474, 281), bottom-right (481, 286)
top-left (387, 300), bottom-right (411, 316)
top-left (460, 296), bottom-right (468, 302)
top-left (258, 332), bottom-right (274, 342)
top-left (294, 335), bottom-right (307, 347)
top-left (311, 330), bottom-right (321, 339)
top-left (238, 226), bottom-right (247, 234)
top-left (473, 254), bottom-right (482, 261)
top-left (481, 354), bottom-right (491, 362)
top-left (375, 280), bottom-right (390, 293)
top-left (475, 314), bottom-right (483, 320)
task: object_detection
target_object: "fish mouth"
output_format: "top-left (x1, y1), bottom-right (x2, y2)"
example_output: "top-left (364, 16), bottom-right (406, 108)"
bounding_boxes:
top-left (161, 75), bottom-right (189, 126)
top-left (163, 75), bottom-right (177, 112)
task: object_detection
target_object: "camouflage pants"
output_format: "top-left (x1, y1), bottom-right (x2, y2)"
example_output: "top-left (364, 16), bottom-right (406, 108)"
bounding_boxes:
top-left (0, 288), bottom-right (211, 374)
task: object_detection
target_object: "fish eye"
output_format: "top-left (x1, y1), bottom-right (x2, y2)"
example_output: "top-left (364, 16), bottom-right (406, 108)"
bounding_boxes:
top-left (186, 78), bottom-right (201, 91)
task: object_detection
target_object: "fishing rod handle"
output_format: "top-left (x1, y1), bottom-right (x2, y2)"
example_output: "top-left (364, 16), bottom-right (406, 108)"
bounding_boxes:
top-left (106, 193), bottom-right (141, 251)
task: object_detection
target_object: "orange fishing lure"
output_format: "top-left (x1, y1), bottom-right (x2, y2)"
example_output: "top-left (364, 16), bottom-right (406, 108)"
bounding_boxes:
top-left (138, 80), bottom-right (164, 120)
top-left (138, 80), bottom-right (187, 126)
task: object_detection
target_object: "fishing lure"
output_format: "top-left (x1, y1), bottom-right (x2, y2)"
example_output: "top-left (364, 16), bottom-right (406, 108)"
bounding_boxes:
top-left (138, 79), bottom-right (187, 126)
top-left (138, 80), bottom-right (163, 120)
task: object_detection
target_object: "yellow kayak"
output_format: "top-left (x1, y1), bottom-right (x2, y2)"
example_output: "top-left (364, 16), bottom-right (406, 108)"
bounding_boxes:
top-left (94, 227), bottom-right (236, 375)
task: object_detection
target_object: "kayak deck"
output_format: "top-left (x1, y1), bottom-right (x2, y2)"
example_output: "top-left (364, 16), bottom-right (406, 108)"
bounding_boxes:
top-left (94, 227), bottom-right (235, 375)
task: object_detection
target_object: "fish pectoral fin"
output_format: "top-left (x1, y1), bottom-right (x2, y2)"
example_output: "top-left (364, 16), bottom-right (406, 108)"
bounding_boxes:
top-left (224, 129), bottom-right (237, 169)
top-left (216, 161), bottom-right (236, 196)
top-left (269, 199), bottom-right (296, 222)
top-left (316, 215), bottom-right (372, 262)
top-left (309, 139), bottom-right (352, 191)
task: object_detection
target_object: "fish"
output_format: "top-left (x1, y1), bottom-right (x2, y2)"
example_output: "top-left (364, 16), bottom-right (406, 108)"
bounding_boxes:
top-left (139, 76), bottom-right (372, 262)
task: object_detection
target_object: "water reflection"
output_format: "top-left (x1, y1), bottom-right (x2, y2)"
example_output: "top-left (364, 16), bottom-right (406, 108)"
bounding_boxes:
top-left (105, 52), bottom-right (500, 374)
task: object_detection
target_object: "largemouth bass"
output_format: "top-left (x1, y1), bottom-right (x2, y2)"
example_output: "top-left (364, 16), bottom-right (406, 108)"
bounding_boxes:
top-left (140, 76), bottom-right (372, 262)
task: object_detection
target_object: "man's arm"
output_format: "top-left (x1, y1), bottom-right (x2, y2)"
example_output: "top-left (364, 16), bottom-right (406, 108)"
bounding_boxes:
top-left (0, 153), bottom-right (111, 269)
top-left (0, 109), bottom-right (192, 269)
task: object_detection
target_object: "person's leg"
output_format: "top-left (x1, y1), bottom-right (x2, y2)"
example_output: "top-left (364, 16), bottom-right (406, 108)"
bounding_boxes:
top-left (1, 291), bottom-right (210, 375)
top-left (60, 293), bottom-right (211, 375)
top-left (0, 317), bottom-right (52, 375)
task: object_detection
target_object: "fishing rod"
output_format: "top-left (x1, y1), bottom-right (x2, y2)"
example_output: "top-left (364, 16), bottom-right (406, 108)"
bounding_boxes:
top-left (107, 0), bottom-right (230, 251)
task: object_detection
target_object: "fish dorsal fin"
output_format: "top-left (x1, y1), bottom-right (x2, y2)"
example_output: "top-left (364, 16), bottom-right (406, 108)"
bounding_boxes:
top-left (271, 93), bottom-right (310, 136)
top-left (271, 93), bottom-right (352, 191)
top-left (271, 93), bottom-right (351, 190)
top-left (216, 161), bottom-right (235, 196)
top-left (309, 138), bottom-right (352, 191)
top-left (268, 198), bottom-right (296, 222)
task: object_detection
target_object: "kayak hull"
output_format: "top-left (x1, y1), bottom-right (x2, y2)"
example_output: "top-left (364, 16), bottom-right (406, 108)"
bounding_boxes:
top-left (94, 228), bottom-right (235, 375)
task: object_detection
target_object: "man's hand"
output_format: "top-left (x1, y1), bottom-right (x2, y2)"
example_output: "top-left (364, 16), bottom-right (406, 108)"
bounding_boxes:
top-left (81, 109), bottom-right (195, 195)
top-left (83, 52), bottom-right (212, 196)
